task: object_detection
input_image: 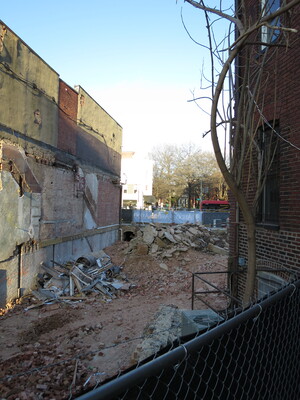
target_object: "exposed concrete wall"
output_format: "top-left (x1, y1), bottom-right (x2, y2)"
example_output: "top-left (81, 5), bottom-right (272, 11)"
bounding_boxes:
top-left (76, 86), bottom-right (122, 156)
top-left (0, 22), bottom-right (59, 147)
top-left (0, 22), bottom-right (123, 307)
top-left (0, 142), bottom-right (121, 307)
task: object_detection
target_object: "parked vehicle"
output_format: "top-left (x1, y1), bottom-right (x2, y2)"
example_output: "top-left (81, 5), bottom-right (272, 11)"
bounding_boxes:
top-left (200, 200), bottom-right (230, 211)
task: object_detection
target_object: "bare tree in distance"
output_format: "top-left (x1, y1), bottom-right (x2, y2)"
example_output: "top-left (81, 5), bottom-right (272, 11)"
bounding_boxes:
top-left (151, 143), bottom-right (224, 208)
top-left (182, 0), bottom-right (300, 303)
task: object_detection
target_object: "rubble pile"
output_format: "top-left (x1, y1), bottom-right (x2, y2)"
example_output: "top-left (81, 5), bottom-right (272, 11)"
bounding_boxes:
top-left (124, 223), bottom-right (229, 260)
top-left (31, 250), bottom-right (133, 307)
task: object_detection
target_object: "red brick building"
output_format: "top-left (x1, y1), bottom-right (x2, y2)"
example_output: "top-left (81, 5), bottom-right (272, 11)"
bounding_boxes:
top-left (229, 0), bottom-right (300, 299)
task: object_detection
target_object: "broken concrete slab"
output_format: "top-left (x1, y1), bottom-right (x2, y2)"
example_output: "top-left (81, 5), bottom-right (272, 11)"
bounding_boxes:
top-left (207, 243), bottom-right (229, 256)
top-left (159, 263), bottom-right (169, 271)
top-left (187, 227), bottom-right (199, 235)
top-left (150, 243), bottom-right (159, 254)
top-left (142, 224), bottom-right (156, 245)
top-left (155, 237), bottom-right (168, 248)
top-left (131, 305), bottom-right (181, 363)
top-left (163, 231), bottom-right (177, 243)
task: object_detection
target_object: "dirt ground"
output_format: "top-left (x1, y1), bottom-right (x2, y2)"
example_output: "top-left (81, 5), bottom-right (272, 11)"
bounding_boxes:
top-left (0, 241), bottom-right (228, 400)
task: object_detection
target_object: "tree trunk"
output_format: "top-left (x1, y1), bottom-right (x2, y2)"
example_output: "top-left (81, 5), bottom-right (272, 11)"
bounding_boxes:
top-left (243, 221), bottom-right (256, 305)
top-left (188, 183), bottom-right (192, 209)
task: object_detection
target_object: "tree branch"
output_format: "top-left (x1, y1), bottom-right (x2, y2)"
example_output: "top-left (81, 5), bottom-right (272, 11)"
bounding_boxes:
top-left (184, 0), bottom-right (245, 34)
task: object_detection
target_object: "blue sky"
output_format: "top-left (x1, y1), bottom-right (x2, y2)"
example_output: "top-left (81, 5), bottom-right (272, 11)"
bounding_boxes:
top-left (1, 1), bottom-right (231, 155)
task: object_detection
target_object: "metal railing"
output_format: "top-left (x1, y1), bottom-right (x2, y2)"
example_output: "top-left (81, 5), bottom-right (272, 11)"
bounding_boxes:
top-left (191, 266), bottom-right (299, 312)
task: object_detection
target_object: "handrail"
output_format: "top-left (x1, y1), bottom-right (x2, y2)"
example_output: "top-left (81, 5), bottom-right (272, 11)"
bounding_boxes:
top-left (192, 267), bottom-right (299, 311)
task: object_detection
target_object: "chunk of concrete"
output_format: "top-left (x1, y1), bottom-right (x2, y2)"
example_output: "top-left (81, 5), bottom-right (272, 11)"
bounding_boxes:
top-left (164, 232), bottom-right (177, 243)
top-left (155, 237), bottom-right (168, 248)
top-left (143, 225), bottom-right (156, 245)
top-left (188, 227), bottom-right (199, 235)
top-left (159, 263), bottom-right (169, 271)
top-left (150, 243), bottom-right (159, 254)
top-left (207, 243), bottom-right (228, 256)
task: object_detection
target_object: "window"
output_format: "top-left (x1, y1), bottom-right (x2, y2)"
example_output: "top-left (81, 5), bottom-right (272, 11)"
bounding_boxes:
top-left (261, 0), bottom-right (281, 48)
top-left (127, 184), bottom-right (134, 194)
top-left (257, 123), bottom-right (280, 226)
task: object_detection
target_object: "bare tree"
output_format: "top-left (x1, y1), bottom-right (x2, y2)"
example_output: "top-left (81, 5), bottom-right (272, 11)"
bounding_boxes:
top-left (151, 143), bottom-right (223, 208)
top-left (182, 0), bottom-right (300, 303)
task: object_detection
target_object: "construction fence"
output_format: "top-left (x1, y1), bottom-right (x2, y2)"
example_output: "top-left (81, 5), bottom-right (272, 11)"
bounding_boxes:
top-left (77, 279), bottom-right (300, 400)
top-left (121, 209), bottom-right (229, 227)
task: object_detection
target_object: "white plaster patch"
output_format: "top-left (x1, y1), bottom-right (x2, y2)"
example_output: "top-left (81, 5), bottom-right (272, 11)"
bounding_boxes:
top-left (84, 207), bottom-right (97, 230)
top-left (85, 173), bottom-right (98, 203)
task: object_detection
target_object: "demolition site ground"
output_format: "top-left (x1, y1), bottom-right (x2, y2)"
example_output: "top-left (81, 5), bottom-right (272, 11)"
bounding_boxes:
top-left (0, 224), bottom-right (228, 399)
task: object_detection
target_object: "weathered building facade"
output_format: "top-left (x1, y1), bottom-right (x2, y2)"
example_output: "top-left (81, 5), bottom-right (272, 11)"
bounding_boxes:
top-left (229, 1), bottom-right (300, 299)
top-left (0, 22), bottom-right (122, 306)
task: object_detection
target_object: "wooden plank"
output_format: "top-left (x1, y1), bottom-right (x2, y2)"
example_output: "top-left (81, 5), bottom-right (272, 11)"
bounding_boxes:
top-left (72, 265), bottom-right (93, 281)
top-left (70, 276), bottom-right (74, 296)
top-left (71, 274), bottom-right (83, 292)
top-left (51, 260), bottom-right (70, 274)
top-left (40, 263), bottom-right (61, 279)
top-left (95, 282), bottom-right (113, 297)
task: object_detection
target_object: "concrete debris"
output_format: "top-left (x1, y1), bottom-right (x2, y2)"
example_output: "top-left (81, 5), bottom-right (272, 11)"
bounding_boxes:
top-left (163, 231), bottom-right (177, 243)
top-left (132, 305), bottom-right (182, 363)
top-left (159, 263), bottom-right (169, 271)
top-left (142, 224), bottom-right (156, 245)
top-left (31, 252), bottom-right (133, 307)
top-left (207, 243), bottom-right (229, 256)
top-left (124, 223), bottom-right (229, 259)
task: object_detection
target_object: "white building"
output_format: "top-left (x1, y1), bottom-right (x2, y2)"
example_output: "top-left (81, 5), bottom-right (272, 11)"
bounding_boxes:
top-left (121, 152), bottom-right (154, 209)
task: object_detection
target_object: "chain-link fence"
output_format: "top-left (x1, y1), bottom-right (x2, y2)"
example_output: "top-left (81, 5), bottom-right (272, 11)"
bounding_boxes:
top-left (77, 279), bottom-right (300, 400)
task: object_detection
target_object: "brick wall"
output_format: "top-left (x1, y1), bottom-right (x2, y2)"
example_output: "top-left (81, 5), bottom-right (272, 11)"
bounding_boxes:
top-left (238, 224), bottom-right (300, 273)
top-left (58, 79), bottom-right (121, 176)
top-left (230, 2), bottom-right (300, 299)
top-left (57, 80), bottom-right (77, 155)
top-left (97, 176), bottom-right (121, 226)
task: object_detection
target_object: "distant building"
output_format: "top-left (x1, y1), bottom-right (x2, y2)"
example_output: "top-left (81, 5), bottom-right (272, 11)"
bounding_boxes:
top-left (121, 152), bottom-right (154, 209)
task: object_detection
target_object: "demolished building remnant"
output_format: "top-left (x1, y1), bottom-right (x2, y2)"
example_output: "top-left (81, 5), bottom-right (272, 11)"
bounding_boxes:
top-left (0, 21), bottom-right (123, 307)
